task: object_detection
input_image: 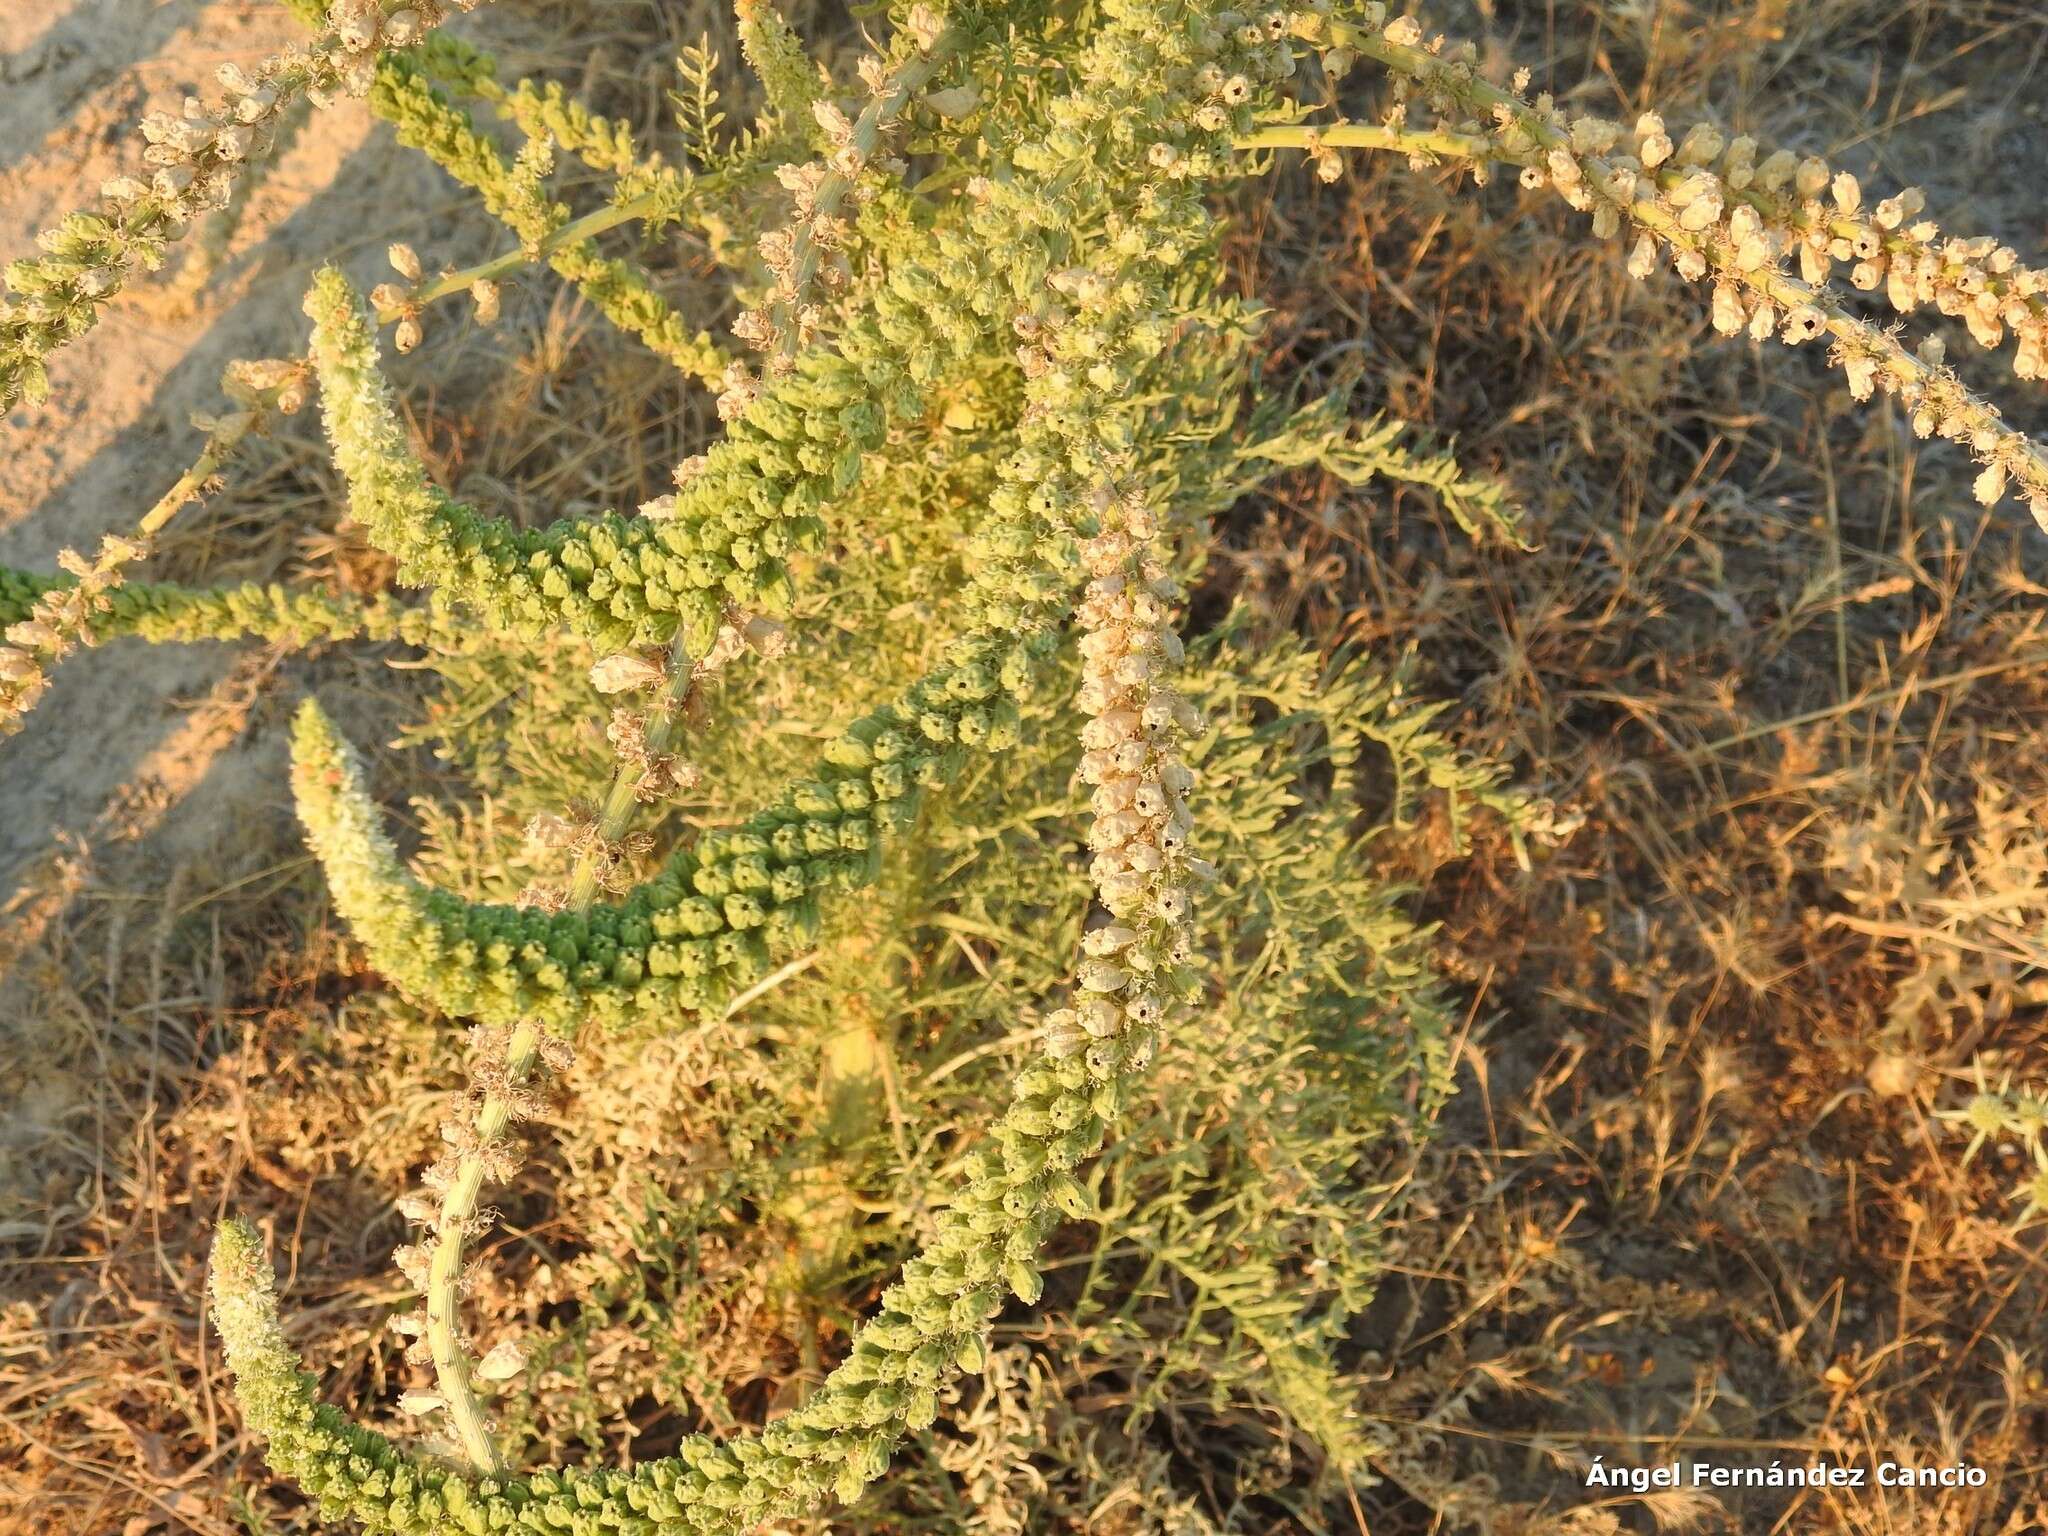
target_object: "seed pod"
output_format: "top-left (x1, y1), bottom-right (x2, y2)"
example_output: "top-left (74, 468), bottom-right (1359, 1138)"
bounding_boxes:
top-left (383, 7), bottom-right (425, 46)
top-left (476, 1339), bottom-right (526, 1381)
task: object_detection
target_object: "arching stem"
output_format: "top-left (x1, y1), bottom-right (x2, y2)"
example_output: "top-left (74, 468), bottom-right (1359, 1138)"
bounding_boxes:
top-left (420, 630), bottom-right (696, 1473)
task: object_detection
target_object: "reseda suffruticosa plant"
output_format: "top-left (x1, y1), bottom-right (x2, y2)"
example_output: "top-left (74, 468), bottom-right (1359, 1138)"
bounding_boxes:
top-left (3, 0), bottom-right (2046, 1529)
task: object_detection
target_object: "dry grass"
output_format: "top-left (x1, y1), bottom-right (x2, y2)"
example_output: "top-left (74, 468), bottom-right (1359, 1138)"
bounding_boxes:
top-left (3, 0), bottom-right (2048, 1533)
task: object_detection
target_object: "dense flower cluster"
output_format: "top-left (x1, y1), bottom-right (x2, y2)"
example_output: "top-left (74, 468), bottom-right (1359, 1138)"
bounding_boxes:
top-left (729, 3), bottom-right (963, 368)
top-left (213, 1), bottom-right (1310, 1527)
top-left (326, 1), bottom-right (1067, 1454)
top-left (0, 1), bottom-right (486, 410)
top-left (1266, 4), bottom-right (2048, 527)
top-left (0, 0), bottom-right (2012, 1525)
top-left (0, 568), bottom-right (446, 650)
top-left (1708, 160), bottom-right (2048, 383)
top-left (288, 621), bottom-right (1038, 1029)
top-left (364, 52), bottom-right (725, 379)
top-left (308, 267), bottom-right (863, 652)
top-left (734, 0), bottom-right (828, 139)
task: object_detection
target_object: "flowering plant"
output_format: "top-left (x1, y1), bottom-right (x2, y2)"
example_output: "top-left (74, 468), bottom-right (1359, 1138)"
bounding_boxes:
top-left (3, 0), bottom-right (2042, 1530)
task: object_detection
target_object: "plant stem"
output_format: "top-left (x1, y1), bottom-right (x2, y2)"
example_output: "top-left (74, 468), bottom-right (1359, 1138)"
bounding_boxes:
top-left (375, 189), bottom-right (665, 322)
top-left (416, 18), bottom-right (961, 1472)
top-left (765, 31), bottom-right (957, 359)
top-left (421, 629), bottom-right (695, 1473)
top-left (1270, 20), bottom-right (2048, 513)
top-left (1233, 121), bottom-right (1497, 160)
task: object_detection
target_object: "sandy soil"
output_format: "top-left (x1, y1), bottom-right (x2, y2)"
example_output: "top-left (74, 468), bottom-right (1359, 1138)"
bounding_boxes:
top-left (0, 1), bottom-right (425, 900)
top-left (5, 4), bottom-right (2047, 1533)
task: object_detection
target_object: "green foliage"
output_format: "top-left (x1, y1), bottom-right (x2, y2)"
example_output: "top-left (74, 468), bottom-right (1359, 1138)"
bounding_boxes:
top-left (207, 3), bottom-right (1386, 1527)
top-left (30, 0), bottom-right (2033, 1526)
top-left (365, 49), bottom-right (728, 380)
top-left (733, 0), bottom-right (827, 143)
top-left (305, 264), bottom-right (876, 651)
top-left (0, 566), bottom-right (448, 649)
top-left (287, 613), bottom-right (1045, 1030)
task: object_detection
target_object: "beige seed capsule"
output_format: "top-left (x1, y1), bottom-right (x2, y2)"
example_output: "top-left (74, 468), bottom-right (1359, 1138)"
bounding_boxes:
top-left (1626, 233), bottom-right (1658, 280)
top-left (1756, 149), bottom-right (1798, 190)
top-left (1710, 284), bottom-right (1745, 336)
top-left (1076, 998), bottom-right (1121, 1038)
top-left (1083, 926), bottom-right (1138, 956)
top-left (1780, 306), bottom-right (1826, 343)
top-left (476, 1339), bottom-right (525, 1381)
top-left (1092, 780), bottom-right (1137, 814)
top-left (383, 8), bottom-right (425, 46)
top-left (1676, 123), bottom-right (1724, 166)
top-left (1676, 188), bottom-right (1723, 232)
top-left (1098, 872), bottom-right (1147, 909)
top-left (332, 5), bottom-right (381, 50)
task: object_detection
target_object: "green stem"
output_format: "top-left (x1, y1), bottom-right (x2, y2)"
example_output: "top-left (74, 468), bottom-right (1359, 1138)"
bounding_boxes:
top-left (376, 189), bottom-right (664, 321)
top-left (1233, 121), bottom-right (1497, 160)
top-left (421, 629), bottom-right (695, 1473)
top-left (415, 19), bottom-right (963, 1471)
top-left (1248, 19), bottom-right (2048, 517)
top-left (766, 32), bottom-right (957, 358)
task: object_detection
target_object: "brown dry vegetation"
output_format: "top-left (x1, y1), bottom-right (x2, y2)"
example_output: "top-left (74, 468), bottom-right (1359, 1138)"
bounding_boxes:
top-left (3, 1), bottom-right (2047, 1534)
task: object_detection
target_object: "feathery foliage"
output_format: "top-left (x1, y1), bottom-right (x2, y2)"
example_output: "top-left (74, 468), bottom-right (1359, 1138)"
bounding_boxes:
top-left (3, 0), bottom-right (2043, 1529)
